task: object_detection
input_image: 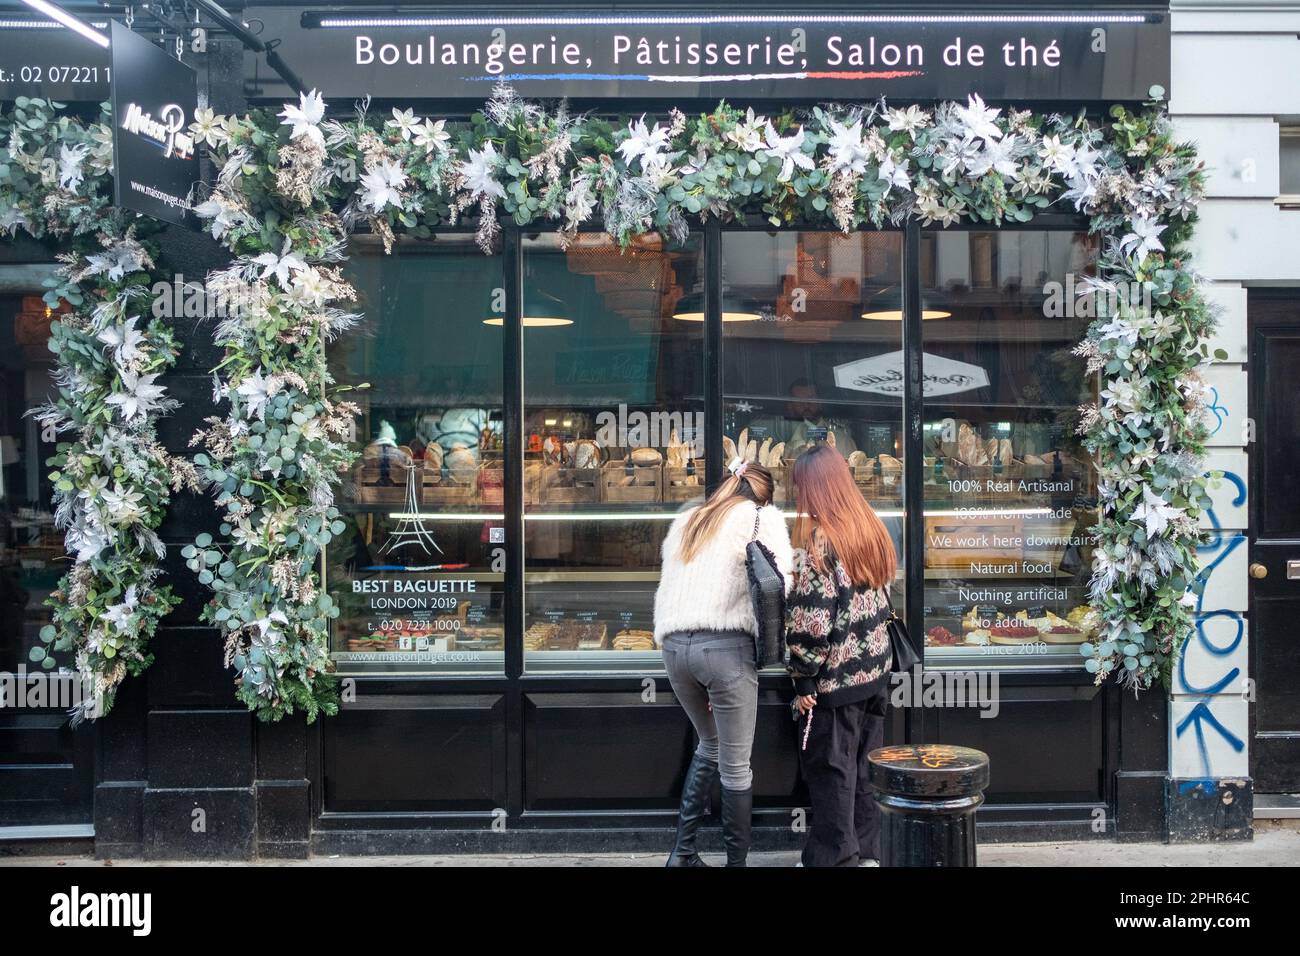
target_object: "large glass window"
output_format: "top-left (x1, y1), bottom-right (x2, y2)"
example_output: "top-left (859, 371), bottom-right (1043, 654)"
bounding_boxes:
top-left (329, 235), bottom-right (506, 674)
top-left (721, 230), bottom-right (906, 606)
top-left (522, 233), bottom-right (704, 672)
top-left (0, 295), bottom-right (61, 682)
top-left (919, 229), bottom-right (1099, 668)
top-left (325, 224), bottom-right (1097, 676)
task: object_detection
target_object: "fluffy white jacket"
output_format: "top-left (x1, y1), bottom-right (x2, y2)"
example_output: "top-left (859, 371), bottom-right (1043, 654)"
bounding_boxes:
top-left (653, 501), bottom-right (794, 644)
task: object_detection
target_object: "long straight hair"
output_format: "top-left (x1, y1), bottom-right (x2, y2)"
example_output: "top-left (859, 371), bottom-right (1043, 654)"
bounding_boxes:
top-left (677, 462), bottom-right (775, 564)
top-left (791, 444), bottom-right (897, 588)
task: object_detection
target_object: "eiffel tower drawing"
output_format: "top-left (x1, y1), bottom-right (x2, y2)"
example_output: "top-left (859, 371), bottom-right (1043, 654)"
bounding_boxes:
top-left (380, 464), bottom-right (442, 558)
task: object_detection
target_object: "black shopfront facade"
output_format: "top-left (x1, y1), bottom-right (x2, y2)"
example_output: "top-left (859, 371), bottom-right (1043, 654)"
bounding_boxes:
top-left (0, 1), bottom-right (1176, 860)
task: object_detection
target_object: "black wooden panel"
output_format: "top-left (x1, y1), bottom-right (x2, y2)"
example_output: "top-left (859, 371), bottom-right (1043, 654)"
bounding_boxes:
top-left (930, 682), bottom-right (1104, 803)
top-left (322, 694), bottom-right (506, 813)
top-left (0, 713), bottom-right (93, 827)
top-left (524, 689), bottom-right (810, 810)
top-left (524, 692), bottom-right (689, 810)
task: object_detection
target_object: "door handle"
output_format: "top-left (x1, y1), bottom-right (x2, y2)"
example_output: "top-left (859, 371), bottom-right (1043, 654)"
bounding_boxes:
top-left (1249, 562), bottom-right (1268, 580)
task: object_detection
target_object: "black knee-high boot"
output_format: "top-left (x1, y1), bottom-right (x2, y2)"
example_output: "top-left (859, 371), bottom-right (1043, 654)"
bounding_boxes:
top-left (666, 752), bottom-right (717, 867)
top-left (720, 786), bottom-right (753, 867)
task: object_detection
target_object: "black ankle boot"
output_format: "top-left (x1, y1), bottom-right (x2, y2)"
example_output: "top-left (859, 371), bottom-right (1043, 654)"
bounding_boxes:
top-left (666, 753), bottom-right (717, 867)
top-left (720, 786), bottom-right (753, 867)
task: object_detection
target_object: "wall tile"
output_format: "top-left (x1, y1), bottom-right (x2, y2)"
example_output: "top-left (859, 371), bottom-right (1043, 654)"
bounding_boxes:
top-left (1170, 697), bottom-right (1249, 779)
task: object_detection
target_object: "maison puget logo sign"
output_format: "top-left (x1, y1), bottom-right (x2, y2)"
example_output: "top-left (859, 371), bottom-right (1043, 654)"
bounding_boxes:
top-left (109, 21), bottom-right (197, 227)
top-left (119, 102), bottom-right (195, 162)
top-left (246, 8), bottom-right (1170, 101)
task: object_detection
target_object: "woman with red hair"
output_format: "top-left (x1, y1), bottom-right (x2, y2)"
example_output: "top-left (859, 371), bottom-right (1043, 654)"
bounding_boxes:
top-left (786, 443), bottom-right (898, 867)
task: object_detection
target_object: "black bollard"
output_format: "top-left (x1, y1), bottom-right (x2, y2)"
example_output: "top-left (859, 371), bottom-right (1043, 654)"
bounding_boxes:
top-left (868, 744), bottom-right (990, 867)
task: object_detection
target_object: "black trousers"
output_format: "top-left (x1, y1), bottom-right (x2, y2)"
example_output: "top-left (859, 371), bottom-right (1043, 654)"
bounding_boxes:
top-left (797, 690), bottom-right (888, 867)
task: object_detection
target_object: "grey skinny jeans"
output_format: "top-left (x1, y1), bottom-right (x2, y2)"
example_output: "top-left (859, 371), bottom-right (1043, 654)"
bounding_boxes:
top-left (661, 630), bottom-right (758, 791)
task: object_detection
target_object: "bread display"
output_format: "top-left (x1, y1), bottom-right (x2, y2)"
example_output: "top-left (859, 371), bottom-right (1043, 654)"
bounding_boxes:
top-left (629, 446), bottom-right (664, 466)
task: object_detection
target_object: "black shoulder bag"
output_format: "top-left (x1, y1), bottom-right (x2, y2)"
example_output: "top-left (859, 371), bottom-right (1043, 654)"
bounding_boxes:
top-left (884, 591), bottom-right (920, 673)
top-left (745, 505), bottom-right (786, 668)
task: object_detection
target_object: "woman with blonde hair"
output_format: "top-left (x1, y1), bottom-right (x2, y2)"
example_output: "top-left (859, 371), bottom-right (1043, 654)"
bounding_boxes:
top-left (654, 458), bottom-right (793, 867)
top-left (786, 443), bottom-right (898, 867)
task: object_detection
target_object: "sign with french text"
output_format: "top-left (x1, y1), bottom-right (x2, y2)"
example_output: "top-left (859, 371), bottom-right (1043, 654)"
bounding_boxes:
top-left (243, 7), bottom-right (1169, 103)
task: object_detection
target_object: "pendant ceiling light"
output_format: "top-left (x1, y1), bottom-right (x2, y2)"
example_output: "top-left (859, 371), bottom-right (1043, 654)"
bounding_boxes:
top-left (483, 288), bottom-right (574, 327)
top-left (860, 287), bottom-right (951, 320)
top-left (671, 289), bottom-right (762, 322)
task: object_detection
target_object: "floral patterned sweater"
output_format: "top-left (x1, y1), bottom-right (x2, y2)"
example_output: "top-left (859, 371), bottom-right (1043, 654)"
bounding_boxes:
top-left (785, 546), bottom-right (892, 706)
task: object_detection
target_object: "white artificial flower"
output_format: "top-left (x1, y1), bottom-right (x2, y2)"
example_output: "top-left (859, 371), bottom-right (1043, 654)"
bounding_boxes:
top-left (1131, 483), bottom-right (1185, 539)
top-left (1065, 141), bottom-right (1102, 185)
top-left (966, 135), bottom-right (1021, 179)
top-left (252, 241), bottom-right (308, 286)
top-left (762, 124), bottom-right (814, 182)
top-left (58, 143), bottom-right (89, 192)
top-left (0, 204), bottom-right (28, 235)
top-left (1119, 216), bottom-right (1166, 263)
top-left (189, 107), bottom-right (227, 148)
top-left (877, 154), bottom-right (911, 192)
top-left (67, 518), bottom-right (111, 564)
top-left (194, 196), bottom-right (240, 240)
top-left (235, 369), bottom-right (279, 422)
top-left (102, 585), bottom-right (140, 632)
top-left (359, 158), bottom-right (408, 212)
top-left (825, 118), bottom-right (871, 175)
top-left (288, 267), bottom-right (329, 308)
top-left (278, 89), bottom-right (326, 148)
top-left (886, 105), bottom-right (930, 136)
top-left (251, 610), bottom-right (290, 649)
top-left (955, 93), bottom-right (1003, 144)
top-left (388, 107), bottom-right (420, 141)
top-left (413, 117), bottom-right (450, 154)
top-left (616, 116), bottom-right (671, 171)
top-left (1038, 134), bottom-right (1075, 173)
top-left (85, 244), bottom-right (146, 282)
top-left (457, 142), bottom-right (505, 199)
top-left (102, 483), bottom-right (146, 526)
top-left (726, 107), bottom-right (766, 152)
top-left (1096, 316), bottom-right (1141, 347)
top-left (106, 370), bottom-right (166, 423)
top-left (97, 316), bottom-right (146, 368)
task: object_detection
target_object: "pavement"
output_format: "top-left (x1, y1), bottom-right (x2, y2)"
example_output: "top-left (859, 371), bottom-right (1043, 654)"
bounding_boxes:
top-left (4, 820), bottom-right (1297, 866)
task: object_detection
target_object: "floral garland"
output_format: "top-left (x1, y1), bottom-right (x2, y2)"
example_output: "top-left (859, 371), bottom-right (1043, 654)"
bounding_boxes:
top-left (191, 84), bottom-right (1210, 715)
top-left (183, 103), bottom-right (358, 722)
top-left (0, 98), bottom-right (194, 720)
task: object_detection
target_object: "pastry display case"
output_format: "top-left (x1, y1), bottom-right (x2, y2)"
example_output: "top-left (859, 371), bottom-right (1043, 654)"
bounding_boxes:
top-left (521, 232), bottom-right (705, 673)
top-left (917, 229), bottom-right (1100, 667)
top-left (328, 235), bottom-right (507, 674)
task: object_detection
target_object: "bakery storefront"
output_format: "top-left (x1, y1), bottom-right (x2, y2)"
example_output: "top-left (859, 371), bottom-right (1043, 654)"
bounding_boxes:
top-left (244, 4), bottom-right (1172, 853)
top-left (0, 2), bottom-right (1177, 855)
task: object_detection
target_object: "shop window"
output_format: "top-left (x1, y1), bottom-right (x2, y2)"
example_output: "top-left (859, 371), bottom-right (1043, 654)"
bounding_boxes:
top-left (919, 229), bottom-right (1099, 667)
top-left (329, 235), bottom-right (506, 674)
top-left (522, 232), bottom-right (704, 672)
top-left (0, 295), bottom-right (61, 682)
top-left (721, 229), bottom-right (906, 615)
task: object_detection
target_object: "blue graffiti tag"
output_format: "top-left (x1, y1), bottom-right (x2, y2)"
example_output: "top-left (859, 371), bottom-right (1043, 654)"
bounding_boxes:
top-left (1205, 385), bottom-right (1228, 437)
top-left (1174, 474), bottom-right (1247, 788)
